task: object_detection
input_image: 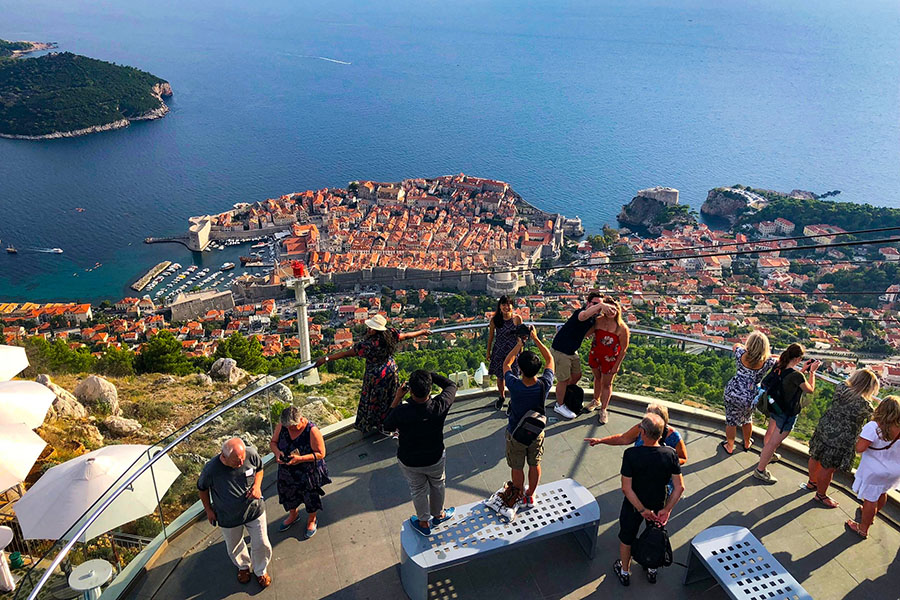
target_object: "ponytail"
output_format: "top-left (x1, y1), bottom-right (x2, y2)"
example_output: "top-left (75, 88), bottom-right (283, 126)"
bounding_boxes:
top-left (776, 343), bottom-right (804, 372)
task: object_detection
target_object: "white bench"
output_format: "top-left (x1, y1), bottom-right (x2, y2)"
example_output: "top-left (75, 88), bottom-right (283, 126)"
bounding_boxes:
top-left (683, 525), bottom-right (812, 600)
top-left (399, 478), bottom-right (600, 600)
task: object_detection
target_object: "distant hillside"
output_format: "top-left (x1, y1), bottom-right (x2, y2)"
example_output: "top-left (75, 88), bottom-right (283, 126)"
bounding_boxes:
top-left (0, 51), bottom-right (172, 138)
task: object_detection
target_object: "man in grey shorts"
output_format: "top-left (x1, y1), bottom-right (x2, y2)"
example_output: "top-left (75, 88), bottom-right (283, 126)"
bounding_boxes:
top-left (501, 327), bottom-right (555, 512)
top-left (550, 292), bottom-right (607, 419)
top-left (198, 438), bottom-right (273, 588)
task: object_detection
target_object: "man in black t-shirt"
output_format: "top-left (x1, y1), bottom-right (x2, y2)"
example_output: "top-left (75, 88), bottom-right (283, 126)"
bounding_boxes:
top-left (615, 413), bottom-right (685, 586)
top-left (384, 370), bottom-right (457, 536)
top-left (550, 292), bottom-right (608, 420)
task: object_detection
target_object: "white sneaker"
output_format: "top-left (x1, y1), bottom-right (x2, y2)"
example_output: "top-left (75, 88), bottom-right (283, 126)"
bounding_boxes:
top-left (553, 404), bottom-right (577, 420)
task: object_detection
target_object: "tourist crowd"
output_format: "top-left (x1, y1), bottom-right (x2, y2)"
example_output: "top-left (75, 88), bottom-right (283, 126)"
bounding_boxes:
top-left (195, 292), bottom-right (900, 589)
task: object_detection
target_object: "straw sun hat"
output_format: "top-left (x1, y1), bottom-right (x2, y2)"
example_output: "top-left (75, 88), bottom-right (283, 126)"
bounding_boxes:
top-left (364, 314), bottom-right (388, 331)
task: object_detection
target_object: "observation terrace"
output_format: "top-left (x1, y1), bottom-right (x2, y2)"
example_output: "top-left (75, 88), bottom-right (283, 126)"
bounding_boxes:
top-left (12, 328), bottom-right (900, 600)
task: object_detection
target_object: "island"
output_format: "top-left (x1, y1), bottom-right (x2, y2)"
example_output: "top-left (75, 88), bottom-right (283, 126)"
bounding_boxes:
top-left (0, 44), bottom-right (173, 139)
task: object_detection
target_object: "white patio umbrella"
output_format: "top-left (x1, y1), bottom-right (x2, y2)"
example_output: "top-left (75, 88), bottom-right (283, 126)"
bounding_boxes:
top-left (0, 346), bottom-right (28, 382)
top-left (0, 380), bottom-right (55, 429)
top-left (0, 423), bottom-right (46, 493)
top-left (14, 444), bottom-right (181, 542)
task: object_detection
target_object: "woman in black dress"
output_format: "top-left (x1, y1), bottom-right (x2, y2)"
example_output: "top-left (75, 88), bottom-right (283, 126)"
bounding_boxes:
top-left (486, 295), bottom-right (522, 409)
top-left (268, 406), bottom-right (331, 538)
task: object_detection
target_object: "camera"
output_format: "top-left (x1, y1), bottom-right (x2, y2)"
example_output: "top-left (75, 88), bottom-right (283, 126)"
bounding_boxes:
top-left (515, 323), bottom-right (533, 340)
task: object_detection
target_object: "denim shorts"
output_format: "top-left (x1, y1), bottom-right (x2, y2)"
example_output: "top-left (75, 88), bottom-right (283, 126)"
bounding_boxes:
top-left (771, 409), bottom-right (797, 433)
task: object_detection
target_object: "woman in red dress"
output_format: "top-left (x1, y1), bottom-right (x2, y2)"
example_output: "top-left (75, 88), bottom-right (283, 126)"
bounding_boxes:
top-left (587, 297), bottom-right (630, 425)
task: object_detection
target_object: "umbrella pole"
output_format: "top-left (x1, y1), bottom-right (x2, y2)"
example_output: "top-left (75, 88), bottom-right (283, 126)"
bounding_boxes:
top-left (109, 534), bottom-right (121, 571)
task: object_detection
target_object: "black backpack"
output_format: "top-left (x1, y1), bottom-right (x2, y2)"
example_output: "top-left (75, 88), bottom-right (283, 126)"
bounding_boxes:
top-left (760, 366), bottom-right (802, 417)
top-left (632, 520), bottom-right (673, 569)
top-left (563, 384), bottom-right (585, 415)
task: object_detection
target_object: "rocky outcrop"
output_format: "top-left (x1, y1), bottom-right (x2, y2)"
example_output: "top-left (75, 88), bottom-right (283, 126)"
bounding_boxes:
top-left (103, 415), bottom-right (143, 436)
top-left (700, 188), bottom-right (751, 224)
top-left (153, 375), bottom-right (177, 387)
top-left (299, 398), bottom-right (344, 426)
top-left (192, 373), bottom-right (214, 386)
top-left (70, 422), bottom-right (104, 447)
top-left (249, 375), bottom-right (293, 404)
top-left (209, 358), bottom-right (249, 385)
top-left (74, 375), bottom-right (121, 416)
top-left (618, 187), bottom-right (695, 234)
top-left (36, 374), bottom-right (88, 419)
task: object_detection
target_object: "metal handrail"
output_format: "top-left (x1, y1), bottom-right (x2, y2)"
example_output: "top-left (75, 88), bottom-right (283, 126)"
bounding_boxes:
top-left (21, 323), bottom-right (845, 599)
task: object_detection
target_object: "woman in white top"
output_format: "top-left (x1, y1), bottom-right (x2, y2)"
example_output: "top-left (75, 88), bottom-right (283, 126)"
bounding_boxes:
top-left (847, 396), bottom-right (900, 538)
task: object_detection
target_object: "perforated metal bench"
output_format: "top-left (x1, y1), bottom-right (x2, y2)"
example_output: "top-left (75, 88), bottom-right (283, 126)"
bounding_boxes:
top-left (683, 525), bottom-right (812, 600)
top-left (399, 478), bottom-right (600, 600)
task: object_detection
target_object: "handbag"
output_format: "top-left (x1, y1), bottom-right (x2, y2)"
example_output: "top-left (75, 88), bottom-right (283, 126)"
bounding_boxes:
top-left (512, 379), bottom-right (547, 446)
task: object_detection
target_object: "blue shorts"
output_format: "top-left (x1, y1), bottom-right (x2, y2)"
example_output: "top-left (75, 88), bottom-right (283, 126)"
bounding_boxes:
top-left (771, 409), bottom-right (797, 433)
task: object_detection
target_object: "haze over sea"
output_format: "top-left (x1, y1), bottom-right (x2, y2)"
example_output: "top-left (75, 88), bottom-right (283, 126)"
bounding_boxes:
top-left (2, 0), bottom-right (899, 302)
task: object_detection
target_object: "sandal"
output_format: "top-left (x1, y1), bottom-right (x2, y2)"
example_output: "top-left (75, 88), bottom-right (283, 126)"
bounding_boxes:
top-left (801, 481), bottom-right (816, 491)
top-left (720, 440), bottom-right (734, 455)
top-left (743, 441), bottom-right (753, 452)
top-left (814, 493), bottom-right (839, 508)
top-left (279, 514), bottom-right (299, 532)
top-left (845, 520), bottom-right (868, 539)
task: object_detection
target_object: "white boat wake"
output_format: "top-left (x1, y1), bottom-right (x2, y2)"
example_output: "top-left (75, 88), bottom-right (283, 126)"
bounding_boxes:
top-left (285, 53), bottom-right (351, 65)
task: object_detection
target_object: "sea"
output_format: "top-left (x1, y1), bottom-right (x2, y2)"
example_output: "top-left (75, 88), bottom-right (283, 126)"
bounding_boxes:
top-left (1, 0), bottom-right (899, 302)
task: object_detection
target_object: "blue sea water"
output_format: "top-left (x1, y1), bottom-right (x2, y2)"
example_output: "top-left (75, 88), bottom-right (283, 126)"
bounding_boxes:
top-left (1, 0), bottom-right (899, 302)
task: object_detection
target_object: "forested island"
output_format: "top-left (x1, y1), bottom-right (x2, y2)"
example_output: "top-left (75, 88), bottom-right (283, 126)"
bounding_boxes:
top-left (0, 45), bottom-right (172, 139)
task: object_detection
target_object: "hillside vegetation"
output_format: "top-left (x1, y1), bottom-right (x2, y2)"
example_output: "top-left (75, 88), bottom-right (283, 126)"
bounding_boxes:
top-left (0, 51), bottom-right (170, 136)
top-left (739, 195), bottom-right (900, 232)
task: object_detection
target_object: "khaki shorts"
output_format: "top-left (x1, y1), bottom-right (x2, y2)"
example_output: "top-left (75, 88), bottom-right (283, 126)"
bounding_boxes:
top-left (506, 430), bottom-right (544, 469)
top-left (551, 349), bottom-right (581, 382)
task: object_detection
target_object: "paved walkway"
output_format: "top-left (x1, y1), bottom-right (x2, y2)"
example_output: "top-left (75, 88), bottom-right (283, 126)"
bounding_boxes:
top-left (126, 398), bottom-right (900, 600)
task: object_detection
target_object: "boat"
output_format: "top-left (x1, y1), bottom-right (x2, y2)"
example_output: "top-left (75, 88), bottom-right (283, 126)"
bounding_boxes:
top-left (6, 246), bottom-right (17, 254)
top-left (239, 255), bottom-right (256, 264)
top-left (49, 248), bottom-right (63, 254)
top-left (251, 242), bottom-right (267, 249)
top-left (221, 262), bottom-right (236, 270)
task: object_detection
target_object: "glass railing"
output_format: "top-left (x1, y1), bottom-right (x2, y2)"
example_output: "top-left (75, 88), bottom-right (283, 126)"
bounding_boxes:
top-left (12, 322), bottom-right (849, 600)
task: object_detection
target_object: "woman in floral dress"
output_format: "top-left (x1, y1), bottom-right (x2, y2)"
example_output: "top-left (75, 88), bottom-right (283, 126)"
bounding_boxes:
top-left (586, 296), bottom-right (629, 425)
top-left (316, 314), bottom-right (429, 434)
top-left (721, 331), bottom-right (777, 454)
top-left (806, 368), bottom-right (879, 508)
top-left (269, 406), bottom-right (331, 538)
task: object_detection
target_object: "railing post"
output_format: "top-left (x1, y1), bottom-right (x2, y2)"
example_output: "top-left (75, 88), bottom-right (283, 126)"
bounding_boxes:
top-left (146, 449), bottom-right (168, 541)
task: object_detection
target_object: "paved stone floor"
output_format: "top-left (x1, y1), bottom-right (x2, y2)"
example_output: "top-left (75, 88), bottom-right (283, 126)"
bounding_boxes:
top-left (126, 398), bottom-right (900, 600)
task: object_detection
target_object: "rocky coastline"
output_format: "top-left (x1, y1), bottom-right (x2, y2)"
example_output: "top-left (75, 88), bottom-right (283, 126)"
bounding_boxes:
top-left (8, 41), bottom-right (57, 58)
top-left (0, 81), bottom-right (173, 140)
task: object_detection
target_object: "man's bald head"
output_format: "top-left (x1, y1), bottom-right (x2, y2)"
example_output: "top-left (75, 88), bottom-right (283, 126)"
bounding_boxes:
top-left (640, 413), bottom-right (665, 443)
top-left (220, 437), bottom-right (246, 467)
